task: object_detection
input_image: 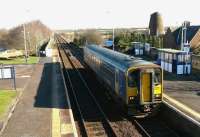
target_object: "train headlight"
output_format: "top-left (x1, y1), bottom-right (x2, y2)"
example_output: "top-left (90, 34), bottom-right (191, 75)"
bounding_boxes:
top-left (155, 94), bottom-right (161, 97)
top-left (129, 96), bottom-right (134, 104)
top-left (154, 94), bottom-right (162, 101)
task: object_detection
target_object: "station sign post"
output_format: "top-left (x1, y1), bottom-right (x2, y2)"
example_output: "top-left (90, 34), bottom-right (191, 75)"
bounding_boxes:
top-left (0, 64), bottom-right (16, 90)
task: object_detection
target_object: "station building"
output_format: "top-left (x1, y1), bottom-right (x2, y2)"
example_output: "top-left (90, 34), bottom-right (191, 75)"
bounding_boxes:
top-left (157, 49), bottom-right (192, 74)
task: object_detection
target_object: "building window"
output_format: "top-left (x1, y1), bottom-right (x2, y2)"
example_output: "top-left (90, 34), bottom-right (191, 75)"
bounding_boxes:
top-left (178, 55), bottom-right (184, 63)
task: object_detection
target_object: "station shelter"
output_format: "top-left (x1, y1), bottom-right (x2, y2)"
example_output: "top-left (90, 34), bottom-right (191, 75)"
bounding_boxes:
top-left (157, 49), bottom-right (192, 74)
top-left (130, 42), bottom-right (150, 56)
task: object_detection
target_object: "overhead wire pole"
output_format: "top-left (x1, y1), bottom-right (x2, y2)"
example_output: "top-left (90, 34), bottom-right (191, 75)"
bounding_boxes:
top-left (112, 28), bottom-right (115, 51)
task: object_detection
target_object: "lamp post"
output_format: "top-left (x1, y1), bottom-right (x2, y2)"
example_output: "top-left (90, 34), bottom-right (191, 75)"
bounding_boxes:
top-left (23, 9), bottom-right (31, 63)
top-left (23, 23), bottom-right (28, 63)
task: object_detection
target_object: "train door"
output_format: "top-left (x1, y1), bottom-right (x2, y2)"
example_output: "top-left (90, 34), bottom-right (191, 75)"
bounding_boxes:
top-left (115, 69), bottom-right (119, 94)
top-left (141, 72), bottom-right (152, 103)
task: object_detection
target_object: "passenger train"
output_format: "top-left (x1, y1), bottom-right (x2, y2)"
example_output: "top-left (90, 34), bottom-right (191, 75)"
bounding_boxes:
top-left (84, 44), bottom-right (163, 117)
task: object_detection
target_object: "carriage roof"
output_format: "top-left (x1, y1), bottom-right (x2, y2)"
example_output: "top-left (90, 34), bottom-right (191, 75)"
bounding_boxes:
top-left (86, 44), bottom-right (159, 71)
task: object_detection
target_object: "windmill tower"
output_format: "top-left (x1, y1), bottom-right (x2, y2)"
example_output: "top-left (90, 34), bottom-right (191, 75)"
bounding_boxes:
top-left (149, 12), bottom-right (165, 36)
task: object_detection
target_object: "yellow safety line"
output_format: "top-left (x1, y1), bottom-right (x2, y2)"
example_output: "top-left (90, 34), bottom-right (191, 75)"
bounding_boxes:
top-left (61, 123), bottom-right (73, 134)
top-left (53, 57), bottom-right (57, 62)
top-left (163, 94), bottom-right (200, 121)
top-left (52, 108), bottom-right (61, 137)
top-left (58, 55), bottom-right (78, 137)
top-left (52, 57), bottom-right (61, 137)
top-left (52, 56), bottom-right (76, 137)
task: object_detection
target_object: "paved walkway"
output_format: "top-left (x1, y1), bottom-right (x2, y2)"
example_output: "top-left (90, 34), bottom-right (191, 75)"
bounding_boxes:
top-left (164, 80), bottom-right (200, 122)
top-left (1, 57), bottom-right (76, 137)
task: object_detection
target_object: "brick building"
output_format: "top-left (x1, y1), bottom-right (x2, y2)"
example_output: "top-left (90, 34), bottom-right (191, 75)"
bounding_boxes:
top-left (164, 24), bottom-right (200, 54)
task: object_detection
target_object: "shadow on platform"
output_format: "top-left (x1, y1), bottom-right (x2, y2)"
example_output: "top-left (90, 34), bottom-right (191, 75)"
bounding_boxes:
top-left (34, 62), bottom-right (68, 109)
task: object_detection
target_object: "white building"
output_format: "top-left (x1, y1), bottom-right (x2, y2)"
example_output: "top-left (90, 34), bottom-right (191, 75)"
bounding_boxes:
top-left (157, 49), bottom-right (192, 74)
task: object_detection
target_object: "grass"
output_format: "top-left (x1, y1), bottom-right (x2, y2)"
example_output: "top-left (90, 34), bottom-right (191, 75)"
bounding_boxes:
top-left (0, 56), bottom-right (39, 65)
top-left (0, 90), bottom-right (17, 120)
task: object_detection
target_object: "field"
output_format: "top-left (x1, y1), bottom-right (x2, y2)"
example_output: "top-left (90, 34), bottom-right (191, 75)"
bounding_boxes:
top-left (0, 90), bottom-right (17, 120)
top-left (0, 56), bottom-right (39, 65)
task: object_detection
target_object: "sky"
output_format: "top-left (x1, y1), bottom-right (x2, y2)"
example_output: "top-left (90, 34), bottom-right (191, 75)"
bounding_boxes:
top-left (0, 0), bottom-right (199, 30)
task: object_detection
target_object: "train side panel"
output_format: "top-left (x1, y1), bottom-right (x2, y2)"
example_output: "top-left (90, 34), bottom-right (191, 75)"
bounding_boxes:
top-left (100, 61), bottom-right (115, 91)
top-left (118, 70), bottom-right (126, 102)
top-left (84, 46), bottom-right (128, 103)
top-left (84, 47), bottom-right (116, 92)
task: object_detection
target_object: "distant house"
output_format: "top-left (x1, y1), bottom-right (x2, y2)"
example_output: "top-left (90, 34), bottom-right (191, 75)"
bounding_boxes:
top-left (164, 24), bottom-right (200, 53)
top-left (174, 25), bottom-right (200, 50)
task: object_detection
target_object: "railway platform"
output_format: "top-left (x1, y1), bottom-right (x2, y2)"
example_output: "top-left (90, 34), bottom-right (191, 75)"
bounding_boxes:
top-left (163, 76), bottom-right (200, 123)
top-left (0, 57), bottom-right (77, 137)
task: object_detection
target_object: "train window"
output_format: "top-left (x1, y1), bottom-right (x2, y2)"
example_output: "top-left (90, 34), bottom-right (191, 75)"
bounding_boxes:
top-left (154, 69), bottom-right (161, 85)
top-left (128, 71), bottom-right (138, 87)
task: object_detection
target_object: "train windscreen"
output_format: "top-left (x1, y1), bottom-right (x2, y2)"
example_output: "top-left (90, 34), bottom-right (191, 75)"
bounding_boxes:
top-left (128, 70), bottom-right (139, 88)
top-left (154, 68), bottom-right (161, 86)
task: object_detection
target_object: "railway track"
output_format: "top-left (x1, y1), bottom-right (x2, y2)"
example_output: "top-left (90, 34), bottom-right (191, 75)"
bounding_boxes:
top-left (54, 34), bottom-right (181, 137)
top-left (56, 37), bottom-right (117, 137)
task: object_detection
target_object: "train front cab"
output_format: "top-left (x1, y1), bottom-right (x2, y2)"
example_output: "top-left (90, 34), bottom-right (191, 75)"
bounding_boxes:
top-left (126, 66), bottom-right (162, 116)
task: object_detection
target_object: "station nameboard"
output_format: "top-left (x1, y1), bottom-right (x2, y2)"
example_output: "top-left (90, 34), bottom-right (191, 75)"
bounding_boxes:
top-left (0, 66), bottom-right (15, 79)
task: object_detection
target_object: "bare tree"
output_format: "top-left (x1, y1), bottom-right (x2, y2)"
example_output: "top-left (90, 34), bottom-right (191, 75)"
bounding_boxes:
top-left (0, 20), bottom-right (52, 55)
top-left (84, 29), bottom-right (103, 45)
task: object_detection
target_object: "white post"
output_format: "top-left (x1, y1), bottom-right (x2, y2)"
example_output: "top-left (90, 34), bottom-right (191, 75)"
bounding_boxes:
top-left (113, 28), bottom-right (115, 51)
top-left (23, 24), bottom-right (28, 63)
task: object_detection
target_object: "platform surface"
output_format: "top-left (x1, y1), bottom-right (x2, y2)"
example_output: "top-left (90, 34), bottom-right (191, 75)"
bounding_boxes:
top-left (163, 71), bottom-right (200, 122)
top-left (1, 57), bottom-right (77, 137)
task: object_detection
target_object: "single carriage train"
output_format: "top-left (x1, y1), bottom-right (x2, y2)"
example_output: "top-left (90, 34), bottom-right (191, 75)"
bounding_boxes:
top-left (84, 44), bottom-right (163, 116)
